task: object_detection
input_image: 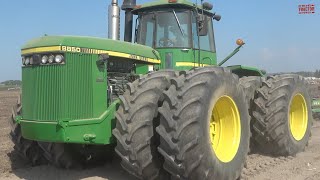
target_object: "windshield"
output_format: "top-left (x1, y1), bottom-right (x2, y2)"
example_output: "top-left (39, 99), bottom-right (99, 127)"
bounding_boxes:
top-left (137, 10), bottom-right (191, 48)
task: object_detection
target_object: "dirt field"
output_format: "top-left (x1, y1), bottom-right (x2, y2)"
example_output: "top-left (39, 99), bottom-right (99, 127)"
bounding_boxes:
top-left (1, 91), bottom-right (320, 180)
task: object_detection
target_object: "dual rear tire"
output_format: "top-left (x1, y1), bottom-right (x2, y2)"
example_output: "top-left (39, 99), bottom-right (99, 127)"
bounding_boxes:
top-left (114, 67), bottom-right (251, 180)
top-left (251, 74), bottom-right (312, 155)
top-left (115, 70), bottom-right (312, 180)
top-left (156, 67), bottom-right (250, 180)
top-left (113, 70), bottom-right (177, 180)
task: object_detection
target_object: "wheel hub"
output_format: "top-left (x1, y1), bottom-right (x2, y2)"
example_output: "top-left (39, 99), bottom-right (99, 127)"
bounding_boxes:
top-left (210, 96), bottom-right (241, 163)
top-left (289, 94), bottom-right (308, 141)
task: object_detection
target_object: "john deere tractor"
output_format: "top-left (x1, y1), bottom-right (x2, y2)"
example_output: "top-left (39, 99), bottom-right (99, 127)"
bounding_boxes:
top-left (11, 0), bottom-right (312, 179)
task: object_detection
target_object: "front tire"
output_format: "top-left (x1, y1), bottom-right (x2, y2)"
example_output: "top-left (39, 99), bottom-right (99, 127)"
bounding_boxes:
top-left (38, 142), bottom-right (85, 169)
top-left (37, 142), bottom-right (114, 169)
top-left (157, 67), bottom-right (250, 180)
top-left (9, 95), bottom-right (47, 166)
top-left (113, 70), bottom-right (176, 180)
top-left (252, 74), bottom-right (312, 155)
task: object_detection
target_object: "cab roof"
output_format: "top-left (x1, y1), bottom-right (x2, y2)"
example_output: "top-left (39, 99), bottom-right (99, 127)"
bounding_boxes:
top-left (132, 0), bottom-right (214, 15)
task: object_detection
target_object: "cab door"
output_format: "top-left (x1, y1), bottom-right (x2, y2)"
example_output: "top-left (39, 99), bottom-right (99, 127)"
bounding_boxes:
top-left (154, 9), bottom-right (194, 71)
top-left (192, 12), bottom-right (217, 66)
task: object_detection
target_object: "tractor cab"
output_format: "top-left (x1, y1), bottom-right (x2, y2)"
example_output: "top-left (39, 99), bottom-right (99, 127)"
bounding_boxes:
top-left (132, 0), bottom-right (221, 70)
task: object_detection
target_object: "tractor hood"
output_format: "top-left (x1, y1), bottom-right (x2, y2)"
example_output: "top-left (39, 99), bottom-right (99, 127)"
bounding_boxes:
top-left (22, 35), bottom-right (161, 64)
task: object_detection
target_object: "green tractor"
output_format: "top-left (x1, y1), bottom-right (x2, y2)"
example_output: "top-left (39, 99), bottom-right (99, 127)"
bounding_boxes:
top-left (11, 0), bottom-right (312, 179)
top-left (312, 97), bottom-right (320, 119)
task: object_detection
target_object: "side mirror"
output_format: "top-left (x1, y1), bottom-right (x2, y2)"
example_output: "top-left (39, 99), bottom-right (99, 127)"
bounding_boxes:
top-left (198, 14), bottom-right (208, 36)
top-left (213, 14), bottom-right (221, 21)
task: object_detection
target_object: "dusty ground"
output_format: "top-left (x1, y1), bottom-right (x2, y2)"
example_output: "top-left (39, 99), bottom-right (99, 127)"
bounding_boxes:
top-left (1, 91), bottom-right (320, 180)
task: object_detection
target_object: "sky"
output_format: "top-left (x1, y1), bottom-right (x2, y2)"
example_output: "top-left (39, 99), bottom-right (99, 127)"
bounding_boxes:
top-left (0, 0), bottom-right (319, 82)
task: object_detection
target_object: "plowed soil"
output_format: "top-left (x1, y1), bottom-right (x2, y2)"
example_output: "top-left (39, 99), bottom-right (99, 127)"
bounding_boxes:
top-left (1, 91), bottom-right (320, 180)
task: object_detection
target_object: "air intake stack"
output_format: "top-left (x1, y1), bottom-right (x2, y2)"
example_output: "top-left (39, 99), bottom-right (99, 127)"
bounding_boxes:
top-left (108, 0), bottom-right (120, 40)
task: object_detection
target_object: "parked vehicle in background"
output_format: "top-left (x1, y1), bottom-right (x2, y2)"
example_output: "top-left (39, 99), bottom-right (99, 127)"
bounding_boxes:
top-left (312, 97), bottom-right (320, 120)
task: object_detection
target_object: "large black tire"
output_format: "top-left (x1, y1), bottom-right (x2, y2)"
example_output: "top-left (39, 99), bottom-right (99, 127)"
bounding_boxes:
top-left (239, 76), bottom-right (262, 152)
top-left (38, 142), bottom-right (85, 169)
top-left (252, 74), bottom-right (312, 155)
top-left (157, 67), bottom-right (250, 180)
top-left (113, 70), bottom-right (177, 180)
top-left (38, 142), bottom-right (112, 169)
top-left (239, 76), bottom-right (262, 108)
top-left (9, 95), bottom-right (47, 165)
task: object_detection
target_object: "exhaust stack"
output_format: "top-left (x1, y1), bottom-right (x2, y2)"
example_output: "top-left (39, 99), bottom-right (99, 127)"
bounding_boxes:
top-left (122, 0), bottom-right (136, 42)
top-left (108, 0), bottom-right (120, 40)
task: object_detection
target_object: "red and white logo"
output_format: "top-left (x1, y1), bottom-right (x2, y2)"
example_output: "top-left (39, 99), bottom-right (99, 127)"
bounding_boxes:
top-left (298, 4), bottom-right (315, 14)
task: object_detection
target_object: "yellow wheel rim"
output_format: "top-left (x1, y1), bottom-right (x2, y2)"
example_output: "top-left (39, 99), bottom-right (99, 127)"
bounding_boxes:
top-left (210, 96), bottom-right (241, 163)
top-left (289, 94), bottom-right (308, 141)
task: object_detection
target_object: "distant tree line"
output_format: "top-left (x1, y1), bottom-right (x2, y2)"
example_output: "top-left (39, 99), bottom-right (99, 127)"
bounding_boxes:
top-left (0, 80), bottom-right (21, 86)
top-left (291, 70), bottom-right (320, 78)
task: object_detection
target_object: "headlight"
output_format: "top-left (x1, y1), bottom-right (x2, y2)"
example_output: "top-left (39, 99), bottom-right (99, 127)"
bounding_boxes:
top-left (48, 55), bottom-right (55, 63)
top-left (25, 57), bottom-right (30, 65)
top-left (55, 55), bottom-right (64, 63)
top-left (41, 55), bottom-right (48, 64)
top-left (29, 57), bottom-right (34, 65)
top-left (22, 57), bottom-right (26, 65)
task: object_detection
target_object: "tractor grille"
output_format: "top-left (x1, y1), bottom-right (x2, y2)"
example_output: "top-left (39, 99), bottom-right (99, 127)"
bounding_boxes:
top-left (22, 53), bottom-right (94, 121)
